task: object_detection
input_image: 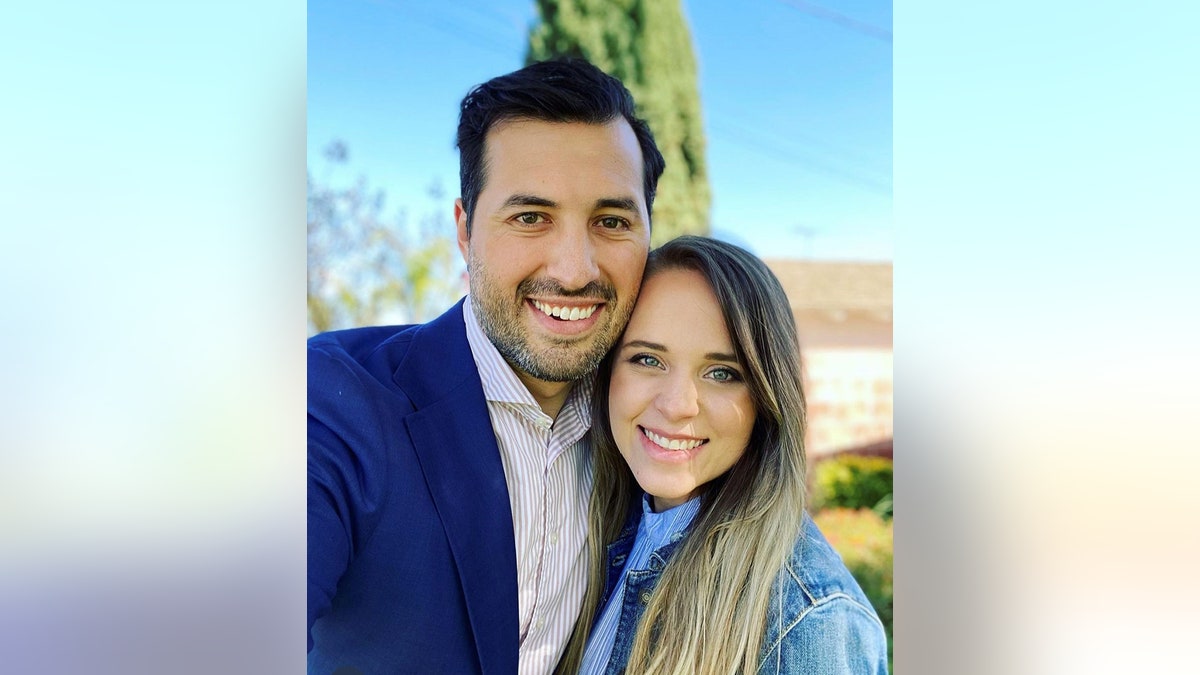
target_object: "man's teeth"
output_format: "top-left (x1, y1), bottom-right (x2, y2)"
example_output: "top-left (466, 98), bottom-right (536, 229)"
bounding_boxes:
top-left (532, 300), bottom-right (598, 321)
top-left (644, 428), bottom-right (705, 451)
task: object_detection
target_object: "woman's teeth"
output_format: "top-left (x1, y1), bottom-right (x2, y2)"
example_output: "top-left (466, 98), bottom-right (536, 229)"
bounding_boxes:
top-left (643, 428), bottom-right (705, 451)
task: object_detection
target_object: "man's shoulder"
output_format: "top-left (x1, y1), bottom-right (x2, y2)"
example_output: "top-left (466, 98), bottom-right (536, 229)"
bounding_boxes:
top-left (306, 304), bottom-right (474, 477)
top-left (308, 300), bottom-right (468, 380)
top-left (308, 300), bottom-right (486, 419)
top-left (309, 324), bottom-right (419, 368)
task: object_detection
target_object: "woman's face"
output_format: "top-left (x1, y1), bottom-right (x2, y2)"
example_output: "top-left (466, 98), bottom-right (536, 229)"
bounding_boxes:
top-left (608, 267), bottom-right (756, 512)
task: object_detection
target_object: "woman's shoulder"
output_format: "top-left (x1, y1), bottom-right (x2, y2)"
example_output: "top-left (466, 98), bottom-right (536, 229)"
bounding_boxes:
top-left (780, 516), bottom-right (876, 608)
top-left (757, 516), bottom-right (889, 673)
top-left (768, 515), bottom-right (885, 634)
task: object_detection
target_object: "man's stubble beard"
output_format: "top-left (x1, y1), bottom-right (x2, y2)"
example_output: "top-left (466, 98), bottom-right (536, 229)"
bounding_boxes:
top-left (467, 253), bottom-right (635, 383)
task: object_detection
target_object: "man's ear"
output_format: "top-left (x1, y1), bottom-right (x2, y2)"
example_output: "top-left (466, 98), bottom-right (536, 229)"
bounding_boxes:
top-left (454, 198), bottom-right (470, 262)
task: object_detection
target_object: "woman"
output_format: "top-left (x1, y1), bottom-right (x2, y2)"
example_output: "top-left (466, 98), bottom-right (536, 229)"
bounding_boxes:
top-left (559, 236), bottom-right (888, 674)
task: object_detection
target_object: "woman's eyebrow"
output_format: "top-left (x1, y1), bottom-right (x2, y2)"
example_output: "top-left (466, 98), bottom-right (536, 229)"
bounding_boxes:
top-left (622, 339), bottom-right (667, 352)
top-left (622, 340), bottom-right (738, 364)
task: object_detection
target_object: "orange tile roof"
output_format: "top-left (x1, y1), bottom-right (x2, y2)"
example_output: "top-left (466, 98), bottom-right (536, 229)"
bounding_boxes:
top-left (763, 259), bottom-right (892, 313)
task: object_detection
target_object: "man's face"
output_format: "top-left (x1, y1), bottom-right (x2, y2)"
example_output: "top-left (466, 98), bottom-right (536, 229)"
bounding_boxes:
top-left (456, 118), bottom-right (651, 385)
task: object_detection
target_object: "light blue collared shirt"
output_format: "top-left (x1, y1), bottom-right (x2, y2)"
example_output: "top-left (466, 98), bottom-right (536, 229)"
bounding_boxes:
top-left (579, 494), bottom-right (701, 675)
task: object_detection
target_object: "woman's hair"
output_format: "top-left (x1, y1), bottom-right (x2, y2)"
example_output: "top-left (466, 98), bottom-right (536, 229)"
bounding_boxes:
top-left (558, 235), bottom-right (809, 674)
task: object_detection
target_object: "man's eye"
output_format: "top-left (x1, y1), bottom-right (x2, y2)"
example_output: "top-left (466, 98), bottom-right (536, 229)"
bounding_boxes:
top-left (515, 213), bottom-right (545, 225)
top-left (597, 216), bottom-right (629, 230)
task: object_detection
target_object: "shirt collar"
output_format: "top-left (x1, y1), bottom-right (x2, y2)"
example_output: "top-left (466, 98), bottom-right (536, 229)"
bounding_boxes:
top-left (463, 297), bottom-right (594, 423)
top-left (639, 493), bottom-right (701, 544)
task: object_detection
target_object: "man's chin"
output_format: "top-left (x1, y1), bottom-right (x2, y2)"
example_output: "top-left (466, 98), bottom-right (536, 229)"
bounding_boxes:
top-left (520, 359), bottom-right (598, 383)
top-left (518, 343), bottom-right (607, 383)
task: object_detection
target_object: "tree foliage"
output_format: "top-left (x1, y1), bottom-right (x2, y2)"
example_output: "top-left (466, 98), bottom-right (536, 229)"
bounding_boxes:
top-left (527, 0), bottom-right (710, 246)
top-left (307, 141), bottom-right (463, 335)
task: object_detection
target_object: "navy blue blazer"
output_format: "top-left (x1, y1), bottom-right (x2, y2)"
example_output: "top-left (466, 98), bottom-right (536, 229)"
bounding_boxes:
top-left (307, 299), bottom-right (519, 674)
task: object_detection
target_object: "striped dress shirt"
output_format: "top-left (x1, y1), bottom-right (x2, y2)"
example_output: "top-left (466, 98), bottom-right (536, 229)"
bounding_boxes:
top-left (464, 300), bottom-right (594, 675)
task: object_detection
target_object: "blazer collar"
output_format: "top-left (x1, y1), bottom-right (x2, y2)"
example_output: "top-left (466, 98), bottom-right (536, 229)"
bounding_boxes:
top-left (395, 298), bottom-right (520, 673)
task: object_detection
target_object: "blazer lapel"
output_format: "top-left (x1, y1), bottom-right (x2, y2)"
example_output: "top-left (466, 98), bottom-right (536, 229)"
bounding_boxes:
top-left (395, 300), bottom-right (519, 674)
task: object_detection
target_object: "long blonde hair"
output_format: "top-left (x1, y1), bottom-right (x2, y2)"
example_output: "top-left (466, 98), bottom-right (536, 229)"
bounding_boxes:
top-left (558, 236), bottom-right (809, 674)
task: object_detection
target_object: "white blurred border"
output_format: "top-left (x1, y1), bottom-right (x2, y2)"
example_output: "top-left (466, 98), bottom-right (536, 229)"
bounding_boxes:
top-left (0, 2), bottom-right (305, 672)
top-left (897, 1), bottom-right (1200, 673)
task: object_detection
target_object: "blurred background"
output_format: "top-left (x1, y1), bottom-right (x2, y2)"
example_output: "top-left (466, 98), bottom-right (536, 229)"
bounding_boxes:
top-left (308, 0), bottom-right (894, 666)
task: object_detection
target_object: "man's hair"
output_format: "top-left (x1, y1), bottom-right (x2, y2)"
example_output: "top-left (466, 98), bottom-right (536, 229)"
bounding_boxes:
top-left (455, 58), bottom-right (666, 233)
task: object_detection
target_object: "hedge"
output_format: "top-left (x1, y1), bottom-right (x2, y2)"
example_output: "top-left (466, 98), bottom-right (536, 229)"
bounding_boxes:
top-left (810, 454), bottom-right (893, 519)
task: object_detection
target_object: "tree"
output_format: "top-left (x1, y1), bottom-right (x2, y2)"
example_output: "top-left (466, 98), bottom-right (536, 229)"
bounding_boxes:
top-left (527, 0), bottom-right (710, 246)
top-left (307, 141), bottom-right (463, 335)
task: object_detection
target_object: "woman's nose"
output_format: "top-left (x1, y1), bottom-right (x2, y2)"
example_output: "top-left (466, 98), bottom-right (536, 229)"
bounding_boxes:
top-left (656, 375), bottom-right (700, 420)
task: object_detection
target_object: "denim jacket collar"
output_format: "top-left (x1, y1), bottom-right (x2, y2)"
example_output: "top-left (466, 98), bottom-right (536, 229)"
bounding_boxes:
top-left (596, 496), bottom-right (693, 616)
top-left (592, 504), bottom-right (890, 675)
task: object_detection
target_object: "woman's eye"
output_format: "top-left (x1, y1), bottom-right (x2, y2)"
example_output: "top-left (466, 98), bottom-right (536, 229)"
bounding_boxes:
top-left (632, 354), bottom-right (662, 368)
top-left (709, 367), bottom-right (741, 382)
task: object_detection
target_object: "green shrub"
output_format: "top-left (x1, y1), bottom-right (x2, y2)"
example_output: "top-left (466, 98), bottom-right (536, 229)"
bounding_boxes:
top-left (810, 454), bottom-right (893, 518)
top-left (814, 507), bottom-right (894, 669)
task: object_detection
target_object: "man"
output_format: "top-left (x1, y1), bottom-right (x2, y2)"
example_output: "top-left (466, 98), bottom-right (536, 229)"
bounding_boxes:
top-left (308, 59), bottom-right (665, 674)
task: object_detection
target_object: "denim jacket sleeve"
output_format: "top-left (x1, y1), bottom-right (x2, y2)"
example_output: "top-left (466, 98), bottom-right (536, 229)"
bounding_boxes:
top-left (757, 518), bottom-right (889, 675)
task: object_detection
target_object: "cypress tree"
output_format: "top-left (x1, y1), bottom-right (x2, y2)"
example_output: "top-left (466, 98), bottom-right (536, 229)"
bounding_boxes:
top-left (527, 0), bottom-right (710, 245)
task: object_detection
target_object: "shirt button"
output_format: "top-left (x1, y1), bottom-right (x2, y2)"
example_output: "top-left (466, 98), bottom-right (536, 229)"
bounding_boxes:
top-left (535, 619), bottom-right (545, 631)
top-left (639, 591), bottom-right (652, 605)
top-left (549, 532), bottom-right (559, 545)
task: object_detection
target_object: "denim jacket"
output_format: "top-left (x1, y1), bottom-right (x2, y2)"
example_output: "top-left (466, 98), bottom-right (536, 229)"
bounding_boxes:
top-left (593, 509), bottom-right (889, 674)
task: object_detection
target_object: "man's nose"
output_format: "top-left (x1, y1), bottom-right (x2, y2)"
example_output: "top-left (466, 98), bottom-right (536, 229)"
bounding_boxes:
top-left (544, 226), bottom-right (600, 292)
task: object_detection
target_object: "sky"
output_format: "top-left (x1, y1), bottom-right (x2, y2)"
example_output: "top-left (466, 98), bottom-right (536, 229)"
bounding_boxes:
top-left (307, 0), bottom-right (893, 261)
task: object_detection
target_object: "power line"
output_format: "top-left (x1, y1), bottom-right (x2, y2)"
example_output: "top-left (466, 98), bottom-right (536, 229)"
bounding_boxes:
top-left (774, 0), bottom-right (892, 43)
top-left (708, 116), bottom-right (892, 195)
top-left (708, 103), bottom-right (891, 173)
top-left (364, 0), bottom-right (519, 59)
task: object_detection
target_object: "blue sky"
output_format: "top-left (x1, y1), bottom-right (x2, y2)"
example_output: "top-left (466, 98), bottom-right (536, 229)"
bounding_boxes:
top-left (308, 0), bottom-right (892, 261)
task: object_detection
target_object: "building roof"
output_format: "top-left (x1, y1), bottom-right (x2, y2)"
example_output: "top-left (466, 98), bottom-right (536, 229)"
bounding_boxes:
top-left (763, 259), bottom-right (892, 315)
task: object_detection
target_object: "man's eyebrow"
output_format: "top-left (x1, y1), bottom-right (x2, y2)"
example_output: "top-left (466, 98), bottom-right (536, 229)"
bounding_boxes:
top-left (596, 197), bottom-right (638, 212)
top-left (502, 194), bottom-right (557, 209)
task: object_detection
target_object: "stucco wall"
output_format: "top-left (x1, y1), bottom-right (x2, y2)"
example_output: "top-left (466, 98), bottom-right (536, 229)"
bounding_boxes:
top-left (801, 348), bottom-right (893, 456)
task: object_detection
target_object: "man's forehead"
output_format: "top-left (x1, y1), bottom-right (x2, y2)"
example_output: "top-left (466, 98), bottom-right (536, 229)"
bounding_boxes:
top-left (482, 117), bottom-right (639, 153)
top-left (478, 119), bottom-right (646, 204)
